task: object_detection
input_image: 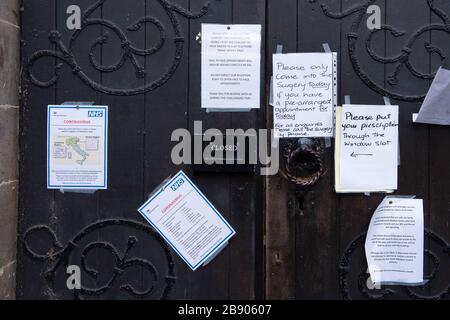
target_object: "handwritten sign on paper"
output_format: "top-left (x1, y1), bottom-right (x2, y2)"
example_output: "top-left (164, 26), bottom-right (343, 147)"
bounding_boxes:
top-left (335, 104), bottom-right (399, 193)
top-left (201, 24), bottom-right (261, 110)
top-left (272, 53), bottom-right (337, 138)
top-left (365, 197), bottom-right (424, 285)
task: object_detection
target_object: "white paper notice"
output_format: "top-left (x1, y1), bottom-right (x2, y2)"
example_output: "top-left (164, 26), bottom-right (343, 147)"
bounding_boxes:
top-left (335, 104), bottom-right (399, 193)
top-left (201, 24), bottom-right (261, 110)
top-left (365, 197), bottom-right (424, 285)
top-left (137, 171), bottom-right (235, 270)
top-left (272, 52), bottom-right (337, 138)
top-left (47, 105), bottom-right (108, 189)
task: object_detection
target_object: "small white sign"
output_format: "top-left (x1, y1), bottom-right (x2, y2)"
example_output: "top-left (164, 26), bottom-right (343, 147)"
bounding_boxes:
top-left (272, 52), bottom-right (337, 138)
top-left (335, 104), bottom-right (399, 193)
top-left (138, 171), bottom-right (235, 270)
top-left (201, 24), bottom-right (261, 110)
top-left (365, 197), bottom-right (424, 285)
top-left (47, 105), bottom-right (108, 189)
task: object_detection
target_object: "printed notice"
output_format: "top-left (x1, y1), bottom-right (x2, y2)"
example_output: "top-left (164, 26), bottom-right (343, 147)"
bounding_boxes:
top-left (272, 52), bottom-right (337, 138)
top-left (201, 24), bottom-right (261, 110)
top-left (47, 105), bottom-right (108, 189)
top-left (138, 171), bottom-right (235, 270)
top-left (365, 197), bottom-right (424, 285)
top-left (416, 66), bottom-right (450, 125)
top-left (335, 104), bottom-right (399, 193)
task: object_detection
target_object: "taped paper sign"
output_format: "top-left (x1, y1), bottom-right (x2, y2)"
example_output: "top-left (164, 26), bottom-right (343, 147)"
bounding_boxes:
top-left (47, 105), bottom-right (108, 189)
top-left (272, 52), bottom-right (337, 138)
top-left (138, 171), bottom-right (235, 271)
top-left (415, 66), bottom-right (450, 125)
top-left (201, 24), bottom-right (261, 110)
top-left (335, 104), bottom-right (399, 193)
top-left (365, 197), bottom-right (424, 285)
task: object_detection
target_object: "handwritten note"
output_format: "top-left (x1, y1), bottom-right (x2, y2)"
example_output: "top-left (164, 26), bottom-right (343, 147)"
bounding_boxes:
top-left (335, 104), bottom-right (399, 193)
top-left (365, 197), bottom-right (424, 285)
top-left (201, 24), bottom-right (261, 110)
top-left (272, 53), bottom-right (337, 138)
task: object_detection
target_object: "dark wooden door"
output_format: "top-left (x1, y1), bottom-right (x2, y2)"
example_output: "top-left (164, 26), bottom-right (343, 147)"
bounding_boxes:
top-left (18, 0), bottom-right (264, 299)
top-left (18, 0), bottom-right (450, 300)
top-left (265, 0), bottom-right (450, 300)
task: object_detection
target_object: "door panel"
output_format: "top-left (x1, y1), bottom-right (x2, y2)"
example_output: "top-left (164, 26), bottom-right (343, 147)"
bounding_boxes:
top-left (18, 0), bottom-right (264, 300)
top-left (18, 0), bottom-right (450, 300)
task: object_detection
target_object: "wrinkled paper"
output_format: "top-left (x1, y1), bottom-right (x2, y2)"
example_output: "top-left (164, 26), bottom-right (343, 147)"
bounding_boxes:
top-left (365, 197), bottom-right (424, 285)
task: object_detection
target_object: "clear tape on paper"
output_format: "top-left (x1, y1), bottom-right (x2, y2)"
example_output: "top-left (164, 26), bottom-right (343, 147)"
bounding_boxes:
top-left (202, 241), bottom-right (229, 267)
top-left (269, 43), bottom-right (337, 143)
top-left (270, 45), bottom-right (283, 148)
top-left (59, 101), bottom-right (98, 195)
top-left (206, 108), bottom-right (251, 113)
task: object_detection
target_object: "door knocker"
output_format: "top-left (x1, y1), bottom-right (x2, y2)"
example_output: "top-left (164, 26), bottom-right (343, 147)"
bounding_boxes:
top-left (280, 138), bottom-right (326, 213)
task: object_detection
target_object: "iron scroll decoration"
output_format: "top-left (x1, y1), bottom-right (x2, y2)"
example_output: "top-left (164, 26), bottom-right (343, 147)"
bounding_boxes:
top-left (26, 0), bottom-right (215, 96)
top-left (311, 0), bottom-right (450, 102)
top-left (22, 219), bottom-right (176, 299)
top-left (340, 230), bottom-right (450, 300)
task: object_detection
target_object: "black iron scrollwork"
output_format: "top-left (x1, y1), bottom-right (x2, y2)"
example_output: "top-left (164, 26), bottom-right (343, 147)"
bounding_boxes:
top-left (311, 0), bottom-right (450, 101)
top-left (26, 0), bottom-right (213, 95)
top-left (22, 219), bottom-right (176, 299)
top-left (340, 230), bottom-right (450, 300)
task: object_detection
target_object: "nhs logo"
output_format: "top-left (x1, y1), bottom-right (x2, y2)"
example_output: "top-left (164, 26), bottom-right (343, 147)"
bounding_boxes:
top-left (88, 110), bottom-right (103, 117)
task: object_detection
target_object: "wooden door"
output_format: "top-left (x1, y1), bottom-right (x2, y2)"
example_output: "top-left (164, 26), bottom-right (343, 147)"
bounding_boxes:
top-left (18, 0), bottom-right (450, 300)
